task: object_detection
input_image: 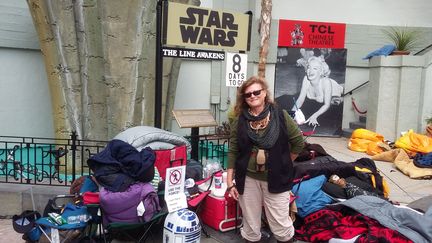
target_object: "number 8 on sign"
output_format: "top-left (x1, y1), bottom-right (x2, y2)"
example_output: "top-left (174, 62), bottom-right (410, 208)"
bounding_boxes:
top-left (232, 54), bottom-right (241, 73)
top-left (226, 52), bottom-right (248, 87)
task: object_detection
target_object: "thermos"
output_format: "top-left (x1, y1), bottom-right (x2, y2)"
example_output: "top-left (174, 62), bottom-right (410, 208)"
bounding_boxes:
top-left (214, 171), bottom-right (222, 189)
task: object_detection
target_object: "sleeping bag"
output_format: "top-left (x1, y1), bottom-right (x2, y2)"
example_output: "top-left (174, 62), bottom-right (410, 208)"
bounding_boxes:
top-left (100, 182), bottom-right (160, 224)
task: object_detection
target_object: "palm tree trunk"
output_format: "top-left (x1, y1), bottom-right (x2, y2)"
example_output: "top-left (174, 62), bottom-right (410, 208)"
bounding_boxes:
top-left (258, 0), bottom-right (272, 79)
top-left (27, 0), bottom-right (200, 140)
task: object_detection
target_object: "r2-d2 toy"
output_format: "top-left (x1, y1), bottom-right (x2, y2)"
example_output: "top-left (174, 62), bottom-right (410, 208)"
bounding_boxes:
top-left (163, 208), bottom-right (201, 243)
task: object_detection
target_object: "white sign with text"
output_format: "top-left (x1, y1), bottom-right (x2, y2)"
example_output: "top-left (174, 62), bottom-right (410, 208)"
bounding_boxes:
top-left (164, 165), bottom-right (188, 213)
top-left (226, 52), bottom-right (247, 87)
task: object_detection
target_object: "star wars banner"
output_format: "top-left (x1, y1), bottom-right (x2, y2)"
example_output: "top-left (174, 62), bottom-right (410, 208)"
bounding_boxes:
top-left (278, 20), bottom-right (346, 48)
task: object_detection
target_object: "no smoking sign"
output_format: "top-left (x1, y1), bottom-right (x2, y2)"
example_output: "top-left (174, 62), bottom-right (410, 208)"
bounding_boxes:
top-left (169, 169), bottom-right (182, 185)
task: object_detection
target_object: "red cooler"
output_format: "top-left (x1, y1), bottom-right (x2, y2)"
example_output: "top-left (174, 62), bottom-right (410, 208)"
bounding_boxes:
top-left (199, 194), bottom-right (242, 232)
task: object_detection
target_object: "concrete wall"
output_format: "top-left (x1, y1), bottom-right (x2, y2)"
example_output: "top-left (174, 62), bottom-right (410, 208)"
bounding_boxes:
top-left (420, 52), bottom-right (432, 131)
top-left (0, 48), bottom-right (54, 138)
top-left (0, 0), bottom-right (53, 137)
top-left (0, 0), bottom-right (40, 49)
top-left (367, 55), bottom-right (426, 141)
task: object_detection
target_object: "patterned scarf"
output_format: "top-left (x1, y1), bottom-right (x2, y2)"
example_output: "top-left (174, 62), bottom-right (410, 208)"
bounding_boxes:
top-left (242, 104), bottom-right (279, 149)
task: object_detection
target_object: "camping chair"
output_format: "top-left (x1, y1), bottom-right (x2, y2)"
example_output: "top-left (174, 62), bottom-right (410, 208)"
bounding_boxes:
top-left (96, 188), bottom-right (167, 243)
top-left (103, 209), bottom-right (168, 243)
top-left (35, 200), bottom-right (89, 243)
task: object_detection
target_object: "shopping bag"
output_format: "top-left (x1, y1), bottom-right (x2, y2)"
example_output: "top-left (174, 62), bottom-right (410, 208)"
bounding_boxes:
top-left (294, 109), bottom-right (306, 125)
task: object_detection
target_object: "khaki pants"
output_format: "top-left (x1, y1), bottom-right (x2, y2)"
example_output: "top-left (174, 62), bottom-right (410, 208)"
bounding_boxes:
top-left (238, 176), bottom-right (294, 242)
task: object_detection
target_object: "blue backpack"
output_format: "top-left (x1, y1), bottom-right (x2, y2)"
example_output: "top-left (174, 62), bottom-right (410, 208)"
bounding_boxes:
top-left (414, 152), bottom-right (432, 168)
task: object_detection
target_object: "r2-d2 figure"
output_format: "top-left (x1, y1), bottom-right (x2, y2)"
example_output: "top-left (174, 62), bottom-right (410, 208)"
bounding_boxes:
top-left (163, 208), bottom-right (201, 243)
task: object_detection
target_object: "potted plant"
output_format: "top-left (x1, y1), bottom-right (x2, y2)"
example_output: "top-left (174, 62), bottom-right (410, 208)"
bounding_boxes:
top-left (426, 116), bottom-right (432, 138)
top-left (382, 27), bottom-right (421, 55)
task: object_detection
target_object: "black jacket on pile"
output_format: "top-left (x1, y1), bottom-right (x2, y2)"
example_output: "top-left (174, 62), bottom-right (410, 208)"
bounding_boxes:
top-left (87, 139), bottom-right (155, 192)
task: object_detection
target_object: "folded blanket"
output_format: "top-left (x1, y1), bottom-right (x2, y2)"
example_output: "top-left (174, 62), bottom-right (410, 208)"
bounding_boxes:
top-left (114, 126), bottom-right (191, 152)
top-left (372, 149), bottom-right (432, 179)
top-left (363, 44), bottom-right (396, 59)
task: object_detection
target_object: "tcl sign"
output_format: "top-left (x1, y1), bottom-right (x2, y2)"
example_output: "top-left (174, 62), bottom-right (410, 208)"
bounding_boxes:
top-left (278, 20), bottom-right (346, 48)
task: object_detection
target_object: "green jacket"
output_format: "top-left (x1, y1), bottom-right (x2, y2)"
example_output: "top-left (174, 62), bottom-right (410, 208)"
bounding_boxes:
top-left (227, 109), bottom-right (304, 181)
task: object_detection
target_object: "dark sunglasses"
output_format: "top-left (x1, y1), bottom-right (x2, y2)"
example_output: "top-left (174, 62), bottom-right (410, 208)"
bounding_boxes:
top-left (243, 89), bottom-right (263, 98)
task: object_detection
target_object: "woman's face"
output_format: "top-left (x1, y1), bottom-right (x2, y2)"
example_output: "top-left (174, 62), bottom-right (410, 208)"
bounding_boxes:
top-left (244, 83), bottom-right (266, 110)
top-left (306, 59), bottom-right (322, 80)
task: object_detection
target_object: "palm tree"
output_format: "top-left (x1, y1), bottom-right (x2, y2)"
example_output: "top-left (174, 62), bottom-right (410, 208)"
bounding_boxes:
top-left (258, 0), bottom-right (272, 78)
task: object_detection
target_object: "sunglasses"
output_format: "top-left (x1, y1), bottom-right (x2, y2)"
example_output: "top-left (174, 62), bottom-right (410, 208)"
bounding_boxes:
top-left (243, 89), bottom-right (263, 98)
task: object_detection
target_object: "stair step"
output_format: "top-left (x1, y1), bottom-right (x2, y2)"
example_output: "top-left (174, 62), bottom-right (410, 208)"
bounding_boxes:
top-left (342, 128), bottom-right (354, 138)
top-left (359, 116), bottom-right (367, 123)
top-left (349, 121), bottom-right (366, 130)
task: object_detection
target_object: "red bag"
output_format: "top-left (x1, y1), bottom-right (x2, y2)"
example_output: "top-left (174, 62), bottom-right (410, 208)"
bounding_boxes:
top-left (83, 192), bottom-right (100, 205)
top-left (154, 145), bottom-right (187, 180)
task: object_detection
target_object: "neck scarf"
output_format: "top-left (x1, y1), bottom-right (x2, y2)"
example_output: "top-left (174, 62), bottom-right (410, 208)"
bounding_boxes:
top-left (242, 104), bottom-right (279, 149)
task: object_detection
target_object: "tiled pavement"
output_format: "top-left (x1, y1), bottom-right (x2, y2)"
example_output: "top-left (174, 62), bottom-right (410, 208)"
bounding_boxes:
top-left (1, 136), bottom-right (431, 242)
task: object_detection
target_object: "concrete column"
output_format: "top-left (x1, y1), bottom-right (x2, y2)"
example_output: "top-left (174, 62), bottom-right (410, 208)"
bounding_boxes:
top-left (367, 55), bottom-right (424, 141)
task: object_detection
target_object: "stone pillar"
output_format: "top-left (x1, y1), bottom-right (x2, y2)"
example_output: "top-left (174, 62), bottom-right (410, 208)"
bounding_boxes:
top-left (367, 55), bottom-right (424, 141)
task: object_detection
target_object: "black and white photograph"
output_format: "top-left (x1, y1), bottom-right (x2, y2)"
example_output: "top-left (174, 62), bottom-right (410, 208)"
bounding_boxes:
top-left (275, 48), bottom-right (347, 136)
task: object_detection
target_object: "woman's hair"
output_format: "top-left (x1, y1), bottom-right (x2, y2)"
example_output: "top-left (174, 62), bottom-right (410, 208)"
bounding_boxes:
top-left (233, 76), bottom-right (273, 116)
top-left (308, 56), bottom-right (331, 77)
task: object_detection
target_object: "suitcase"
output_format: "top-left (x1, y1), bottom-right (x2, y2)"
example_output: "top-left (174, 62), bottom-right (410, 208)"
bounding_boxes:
top-left (199, 194), bottom-right (242, 232)
top-left (154, 145), bottom-right (187, 180)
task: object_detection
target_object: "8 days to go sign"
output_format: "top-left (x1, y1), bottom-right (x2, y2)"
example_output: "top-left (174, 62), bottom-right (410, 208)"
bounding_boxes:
top-left (226, 52), bottom-right (247, 87)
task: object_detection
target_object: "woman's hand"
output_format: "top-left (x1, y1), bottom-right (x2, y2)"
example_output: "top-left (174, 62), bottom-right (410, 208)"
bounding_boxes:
top-left (227, 185), bottom-right (239, 201)
top-left (226, 168), bottom-right (238, 200)
top-left (306, 115), bottom-right (320, 127)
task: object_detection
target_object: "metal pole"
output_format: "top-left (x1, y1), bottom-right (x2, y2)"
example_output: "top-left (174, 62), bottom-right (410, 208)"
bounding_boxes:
top-left (71, 131), bottom-right (77, 182)
top-left (191, 127), bottom-right (199, 160)
top-left (155, 0), bottom-right (164, 128)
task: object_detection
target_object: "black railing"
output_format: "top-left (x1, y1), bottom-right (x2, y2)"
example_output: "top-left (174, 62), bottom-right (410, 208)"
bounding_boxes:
top-left (185, 134), bottom-right (229, 169)
top-left (342, 80), bottom-right (369, 97)
top-left (0, 132), bottom-right (230, 186)
top-left (0, 132), bottom-right (107, 186)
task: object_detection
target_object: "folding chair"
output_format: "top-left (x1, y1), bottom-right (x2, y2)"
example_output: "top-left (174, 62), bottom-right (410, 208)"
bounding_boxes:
top-left (35, 202), bottom-right (89, 243)
top-left (103, 209), bottom-right (168, 243)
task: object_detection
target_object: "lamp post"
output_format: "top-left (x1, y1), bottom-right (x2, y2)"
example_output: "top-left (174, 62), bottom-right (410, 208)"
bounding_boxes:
top-left (155, 0), bottom-right (164, 128)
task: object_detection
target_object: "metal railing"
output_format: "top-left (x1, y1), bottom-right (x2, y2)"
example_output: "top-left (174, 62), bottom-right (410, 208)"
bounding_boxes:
top-left (185, 134), bottom-right (229, 169)
top-left (0, 132), bottom-right (107, 186)
top-left (0, 132), bottom-right (230, 186)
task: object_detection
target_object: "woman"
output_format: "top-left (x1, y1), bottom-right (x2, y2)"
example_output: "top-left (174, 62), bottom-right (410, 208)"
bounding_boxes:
top-left (292, 56), bottom-right (343, 127)
top-left (226, 76), bottom-right (304, 243)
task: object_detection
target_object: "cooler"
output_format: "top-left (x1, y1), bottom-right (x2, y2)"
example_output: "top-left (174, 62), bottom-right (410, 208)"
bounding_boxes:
top-left (198, 194), bottom-right (242, 232)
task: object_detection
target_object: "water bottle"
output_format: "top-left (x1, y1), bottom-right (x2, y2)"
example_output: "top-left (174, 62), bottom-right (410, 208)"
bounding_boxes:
top-left (214, 171), bottom-right (222, 189)
top-left (67, 215), bottom-right (80, 224)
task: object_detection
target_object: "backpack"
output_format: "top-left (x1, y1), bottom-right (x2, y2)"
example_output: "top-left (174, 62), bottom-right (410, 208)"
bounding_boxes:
top-left (186, 159), bottom-right (203, 181)
top-left (414, 152), bottom-right (432, 168)
top-left (352, 158), bottom-right (390, 198)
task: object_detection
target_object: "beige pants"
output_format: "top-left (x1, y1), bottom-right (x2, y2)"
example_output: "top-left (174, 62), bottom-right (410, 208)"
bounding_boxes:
top-left (238, 176), bottom-right (294, 242)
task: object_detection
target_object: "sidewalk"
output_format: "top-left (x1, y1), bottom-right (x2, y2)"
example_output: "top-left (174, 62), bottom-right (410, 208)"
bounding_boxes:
top-left (1, 136), bottom-right (431, 242)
